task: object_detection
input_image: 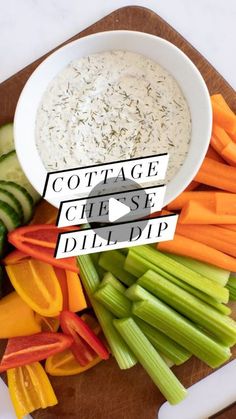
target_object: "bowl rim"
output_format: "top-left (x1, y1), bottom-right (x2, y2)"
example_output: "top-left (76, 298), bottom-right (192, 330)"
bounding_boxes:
top-left (14, 29), bottom-right (212, 208)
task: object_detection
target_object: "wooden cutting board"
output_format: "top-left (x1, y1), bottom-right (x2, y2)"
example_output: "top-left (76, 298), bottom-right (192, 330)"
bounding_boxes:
top-left (0, 6), bottom-right (236, 419)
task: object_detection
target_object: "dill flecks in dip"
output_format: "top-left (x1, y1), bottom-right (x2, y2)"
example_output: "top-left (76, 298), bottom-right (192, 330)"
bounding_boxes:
top-left (35, 50), bottom-right (191, 181)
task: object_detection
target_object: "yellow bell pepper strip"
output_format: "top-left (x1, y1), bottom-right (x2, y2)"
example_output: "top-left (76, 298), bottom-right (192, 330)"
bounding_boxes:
top-left (6, 259), bottom-right (63, 317)
top-left (45, 349), bottom-right (102, 376)
top-left (66, 270), bottom-right (87, 312)
top-left (60, 311), bottom-right (110, 365)
top-left (7, 361), bottom-right (58, 418)
top-left (35, 314), bottom-right (60, 332)
top-left (30, 199), bottom-right (58, 225)
top-left (0, 291), bottom-right (41, 338)
top-left (0, 332), bottom-right (73, 372)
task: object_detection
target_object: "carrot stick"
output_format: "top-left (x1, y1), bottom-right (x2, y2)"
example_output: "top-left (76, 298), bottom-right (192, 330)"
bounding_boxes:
top-left (211, 94), bottom-right (235, 117)
top-left (158, 234), bottom-right (236, 271)
top-left (176, 224), bottom-right (236, 258)
top-left (178, 224), bottom-right (236, 244)
top-left (211, 94), bottom-right (236, 141)
top-left (184, 180), bottom-right (200, 191)
top-left (167, 191), bottom-right (216, 211)
top-left (211, 125), bottom-right (236, 166)
top-left (221, 142), bottom-right (236, 166)
top-left (195, 157), bottom-right (236, 193)
top-left (229, 131), bottom-right (236, 142)
top-left (219, 225), bottom-right (236, 233)
top-left (211, 97), bottom-right (236, 135)
top-left (212, 124), bottom-right (231, 149)
top-left (168, 191), bottom-right (234, 213)
top-left (179, 200), bottom-right (236, 224)
top-left (216, 193), bottom-right (236, 215)
top-left (206, 145), bottom-right (225, 163)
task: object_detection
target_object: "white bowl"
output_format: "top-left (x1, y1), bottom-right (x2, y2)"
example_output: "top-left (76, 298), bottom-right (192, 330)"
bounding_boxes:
top-left (14, 30), bottom-right (212, 207)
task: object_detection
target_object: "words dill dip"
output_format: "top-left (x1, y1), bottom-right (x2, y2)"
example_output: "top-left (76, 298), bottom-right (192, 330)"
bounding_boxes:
top-left (35, 50), bottom-right (191, 182)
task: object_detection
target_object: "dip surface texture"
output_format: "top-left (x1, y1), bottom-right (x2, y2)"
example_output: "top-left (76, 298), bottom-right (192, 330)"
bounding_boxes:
top-left (35, 50), bottom-right (191, 182)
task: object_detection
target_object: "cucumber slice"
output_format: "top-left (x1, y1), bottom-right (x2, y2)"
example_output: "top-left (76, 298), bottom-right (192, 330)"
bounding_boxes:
top-left (0, 150), bottom-right (40, 203)
top-left (0, 123), bottom-right (14, 156)
top-left (0, 220), bottom-right (7, 257)
top-left (0, 188), bottom-right (23, 221)
top-left (0, 201), bottom-right (21, 231)
top-left (0, 181), bottom-right (33, 223)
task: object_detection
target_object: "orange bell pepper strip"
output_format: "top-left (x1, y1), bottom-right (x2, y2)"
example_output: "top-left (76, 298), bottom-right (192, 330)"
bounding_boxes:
top-left (45, 349), bottom-right (101, 376)
top-left (0, 291), bottom-right (41, 338)
top-left (6, 259), bottom-right (63, 317)
top-left (66, 270), bottom-right (87, 312)
top-left (54, 267), bottom-right (69, 310)
top-left (7, 361), bottom-right (58, 418)
top-left (30, 199), bottom-right (58, 225)
top-left (0, 332), bottom-right (73, 373)
top-left (8, 226), bottom-right (79, 272)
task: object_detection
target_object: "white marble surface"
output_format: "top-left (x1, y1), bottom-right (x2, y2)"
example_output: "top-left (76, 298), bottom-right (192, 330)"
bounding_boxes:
top-left (0, 1), bottom-right (235, 418)
top-left (0, 0), bottom-right (236, 89)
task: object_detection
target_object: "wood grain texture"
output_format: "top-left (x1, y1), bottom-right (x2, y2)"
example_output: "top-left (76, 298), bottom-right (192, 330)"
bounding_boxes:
top-left (0, 6), bottom-right (235, 419)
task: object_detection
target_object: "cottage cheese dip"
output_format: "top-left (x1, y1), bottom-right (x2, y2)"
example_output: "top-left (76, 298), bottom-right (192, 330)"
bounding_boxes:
top-left (35, 50), bottom-right (191, 182)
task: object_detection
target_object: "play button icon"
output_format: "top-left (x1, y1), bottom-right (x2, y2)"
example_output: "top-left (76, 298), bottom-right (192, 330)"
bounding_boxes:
top-left (83, 176), bottom-right (165, 243)
top-left (108, 198), bottom-right (131, 223)
top-left (85, 176), bottom-right (151, 242)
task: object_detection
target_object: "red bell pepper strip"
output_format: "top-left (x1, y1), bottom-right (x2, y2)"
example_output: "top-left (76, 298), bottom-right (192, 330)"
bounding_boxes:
top-left (8, 224), bottom-right (77, 249)
top-left (0, 332), bottom-right (73, 373)
top-left (60, 311), bottom-right (109, 366)
top-left (54, 268), bottom-right (69, 310)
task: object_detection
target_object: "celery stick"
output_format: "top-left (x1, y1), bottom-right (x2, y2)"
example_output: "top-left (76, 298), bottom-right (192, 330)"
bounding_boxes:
top-left (131, 246), bottom-right (229, 303)
top-left (94, 283), bottom-right (132, 318)
top-left (228, 275), bottom-right (236, 288)
top-left (91, 253), bottom-right (106, 279)
top-left (138, 270), bottom-right (236, 346)
top-left (114, 318), bottom-right (187, 404)
top-left (165, 253), bottom-right (229, 286)
top-left (125, 250), bottom-right (231, 315)
top-left (119, 248), bottom-right (128, 255)
top-left (77, 255), bottom-right (137, 369)
top-left (135, 317), bottom-right (191, 365)
top-left (77, 254), bottom-right (100, 293)
top-left (226, 277), bottom-right (236, 300)
top-left (99, 250), bottom-right (136, 286)
top-left (126, 283), bottom-right (157, 302)
top-left (160, 354), bottom-right (175, 368)
top-left (90, 252), bottom-right (100, 265)
top-left (133, 298), bottom-right (231, 368)
top-left (100, 272), bottom-right (126, 293)
top-left (94, 281), bottom-right (190, 365)
top-left (227, 286), bottom-right (236, 301)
